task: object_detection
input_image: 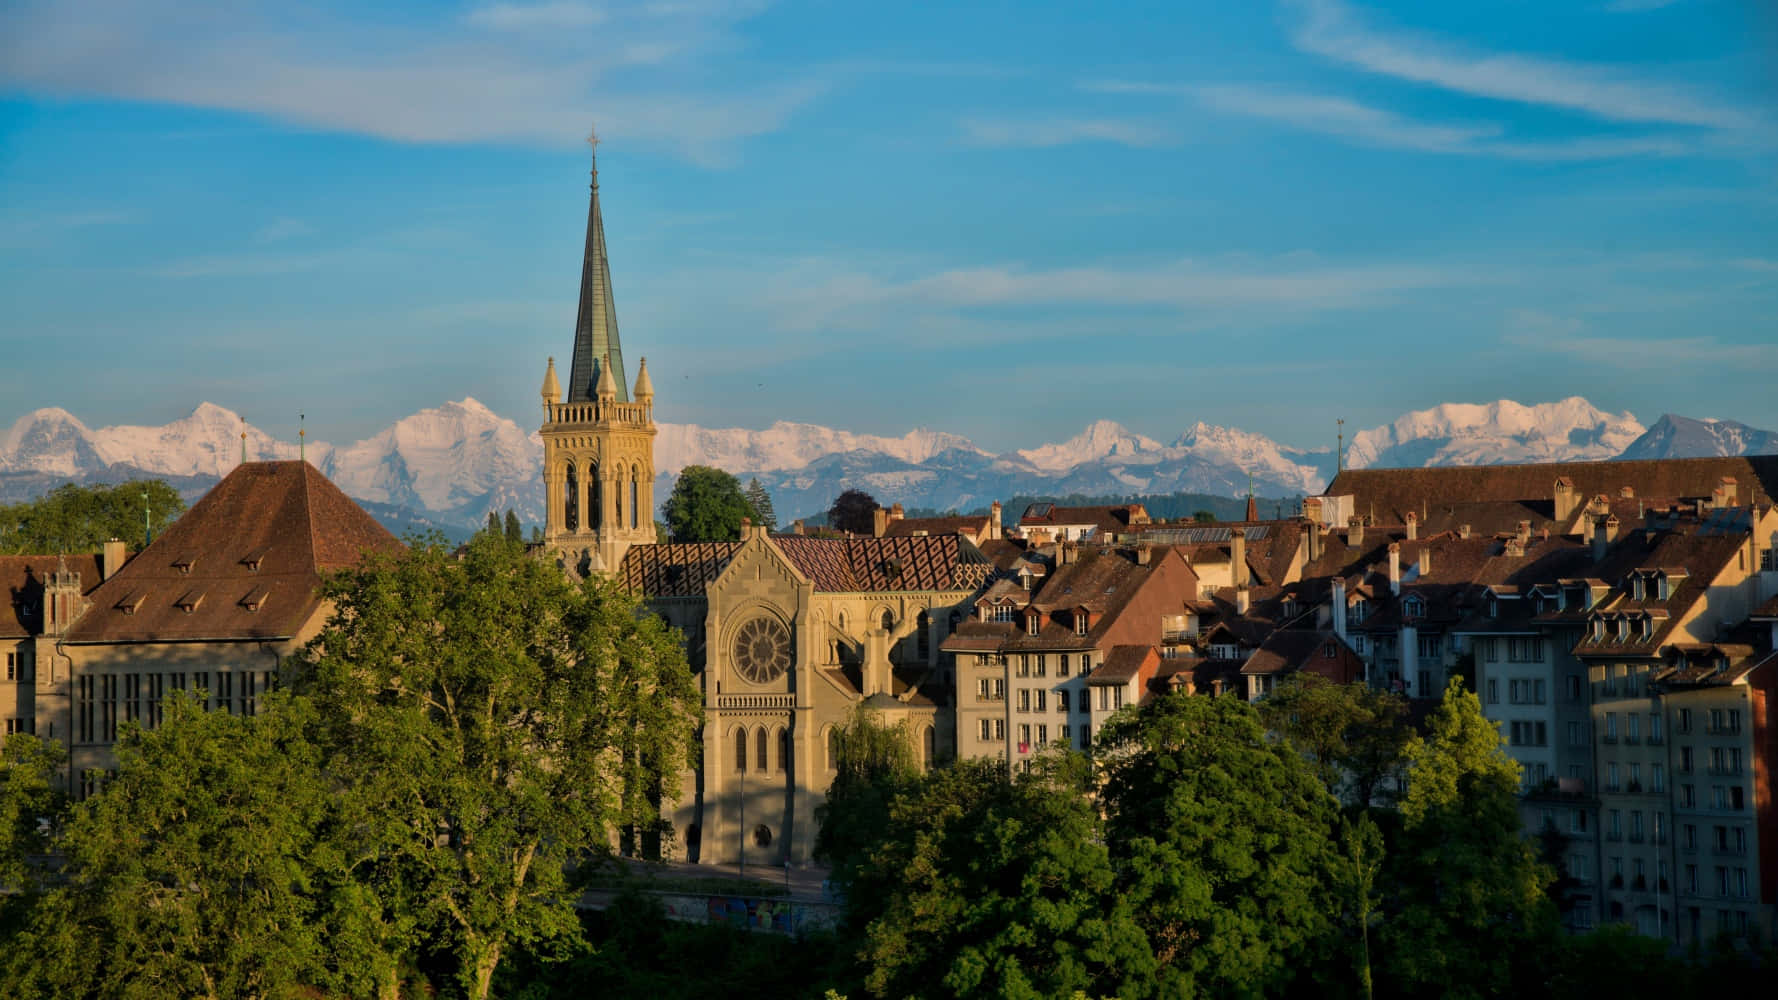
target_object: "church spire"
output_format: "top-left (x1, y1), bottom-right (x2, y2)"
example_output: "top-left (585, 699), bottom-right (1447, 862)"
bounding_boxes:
top-left (566, 127), bottom-right (628, 403)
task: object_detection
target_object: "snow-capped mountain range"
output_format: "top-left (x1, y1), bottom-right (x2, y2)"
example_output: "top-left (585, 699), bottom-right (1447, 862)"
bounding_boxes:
top-left (2, 397), bottom-right (1773, 534)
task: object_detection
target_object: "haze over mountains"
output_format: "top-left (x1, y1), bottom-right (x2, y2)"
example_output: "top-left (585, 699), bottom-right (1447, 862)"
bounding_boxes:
top-left (3, 398), bottom-right (1775, 536)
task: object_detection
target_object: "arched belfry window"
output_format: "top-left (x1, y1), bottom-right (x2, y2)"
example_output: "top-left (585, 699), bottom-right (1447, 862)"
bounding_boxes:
top-left (589, 462), bottom-right (601, 531)
top-left (563, 462), bottom-right (579, 532)
top-left (614, 464), bottom-right (624, 529)
top-left (755, 728), bottom-right (768, 772)
top-left (923, 725), bottom-right (936, 769)
top-left (826, 728), bottom-right (840, 770)
top-left (630, 469), bottom-right (640, 530)
top-left (881, 609), bottom-right (894, 632)
top-left (734, 728), bottom-right (747, 772)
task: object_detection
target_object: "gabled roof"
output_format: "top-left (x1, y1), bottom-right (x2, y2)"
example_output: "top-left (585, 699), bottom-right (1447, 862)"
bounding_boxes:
top-left (882, 514), bottom-right (992, 539)
top-left (1240, 629), bottom-right (1361, 680)
top-left (64, 462), bottom-right (402, 643)
top-left (621, 534), bottom-right (992, 598)
top-left (1020, 504), bottom-right (1144, 532)
top-left (1085, 644), bottom-right (1156, 684)
top-left (1, 555), bottom-right (103, 639)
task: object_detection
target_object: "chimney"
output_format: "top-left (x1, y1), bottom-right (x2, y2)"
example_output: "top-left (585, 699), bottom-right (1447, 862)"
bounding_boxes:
top-left (889, 502), bottom-right (905, 522)
top-left (1057, 540), bottom-right (1075, 567)
top-left (1715, 476), bottom-right (1739, 509)
top-left (1405, 510), bottom-right (1418, 541)
top-left (1516, 520), bottom-right (1532, 545)
top-left (1553, 476), bottom-right (1578, 524)
top-left (990, 500), bottom-right (1003, 541)
top-left (1230, 527), bottom-right (1247, 588)
top-left (101, 538), bottom-right (127, 581)
top-left (1306, 523), bottom-right (1323, 563)
top-left (1235, 586), bottom-right (1251, 614)
top-left (1619, 486), bottom-right (1635, 500)
top-left (872, 507), bottom-right (888, 537)
top-left (1418, 546), bottom-right (1431, 578)
top-left (1347, 516), bottom-right (1365, 548)
top-left (1304, 496), bottom-right (1324, 525)
top-left (1591, 516), bottom-right (1611, 563)
top-left (1388, 543), bottom-right (1401, 596)
top-left (1459, 524), bottom-right (1471, 540)
top-left (1604, 515), bottom-right (1620, 543)
top-left (1134, 545), bottom-right (1152, 566)
top-left (1332, 578), bottom-right (1348, 641)
top-left (791, 519), bottom-right (805, 535)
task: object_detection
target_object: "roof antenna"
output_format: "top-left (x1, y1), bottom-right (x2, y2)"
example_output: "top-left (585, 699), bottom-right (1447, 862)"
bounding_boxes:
top-left (299, 413), bottom-right (306, 463)
top-left (1337, 418), bottom-right (1345, 474)
top-left (143, 486), bottom-right (152, 549)
top-left (241, 418), bottom-right (248, 466)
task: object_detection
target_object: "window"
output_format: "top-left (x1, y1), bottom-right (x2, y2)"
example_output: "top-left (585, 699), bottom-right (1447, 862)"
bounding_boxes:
top-left (778, 728), bottom-right (790, 772)
top-left (1684, 824), bottom-right (1697, 850)
top-left (1681, 785), bottom-right (1695, 808)
top-left (1058, 654), bottom-right (1070, 678)
top-left (1567, 675), bottom-right (1582, 702)
top-left (1568, 722), bottom-right (1585, 746)
top-left (1034, 690), bottom-right (1047, 711)
top-left (1036, 655), bottom-right (1047, 678)
top-left (1626, 713), bottom-right (1640, 744)
top-left (1027, 615), bottom-right (1039, 636)
top-left (1652, 764), bottom-right (1665, 793)
top-left (1075, 614), bottom-right (1088, 637)
top-left (1078, 726), bottom-right (1090, 750)
top-left (1018, 724), bottom-right (1031, 749)
top-left (1018, 690), bottom-right (1030, 712)
top-left (1037, 724), bottom-right (1048, 745)
top-left (1607, 763), bottom-right (1620, 792)
top-left (1417, 670), bottom-right (1431, 696)
top-left (1571, 809), bottom-right (1588, 834)
top-left (1650, 713), bottom-right (1663, 744)
top-left (979, 719), bottom-right (991, 741)
top-left (990, 605), bottom-right (1015, 623)
top-left (755, 728), bottom-right (767, 772)
top-left (1487, 679), bottom-right (1499, 704)
top-left (1078, 689), bottom-right (1091, 712)
top-left (1417, 633), bottom-right (1441, 658)
top-left (1056, 694), bottom-right (1067, 714)
top-left (993, 719), bottom-right (1004, 740)
top-left (1609, 810), bottom-right (1622, 839)
top-left (993, 679), bottom-right (1005, 699)
top-left (1605, 713), bottom-right (1617, 742)
top-left (735, 729), bottom-right (748, 772)
top-left (1680, 747), bottom-right (1694, 773)
top-left (977, 678), bottom-right (990, 700)
top-left (917, 612), bottom-right (931, 660)
top-left (1017, 657), bottom-right (1030, 678)
top-left (1508, 637), bottom-right (1542, 662)
top-left (1678, 708), bottom-right (1692, 734)
top-left (1484, 638), bottom-right (1499, 662)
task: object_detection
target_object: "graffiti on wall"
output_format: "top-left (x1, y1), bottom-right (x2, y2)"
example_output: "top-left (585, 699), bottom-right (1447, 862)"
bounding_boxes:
top-left (655, 893), bottom-right (840, 935)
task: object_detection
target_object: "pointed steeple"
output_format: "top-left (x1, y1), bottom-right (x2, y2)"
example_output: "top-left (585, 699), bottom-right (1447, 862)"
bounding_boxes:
top-left (541, 356), bottom-right (561, 406)
top-left (566, 128), bottom-right (628, 403)
top-left (1245, 471), bottom-right (1258, 522)
top-left (633, 356), bottom-right (653, 401)
top-left (596, 351), bottom-right (617, 401)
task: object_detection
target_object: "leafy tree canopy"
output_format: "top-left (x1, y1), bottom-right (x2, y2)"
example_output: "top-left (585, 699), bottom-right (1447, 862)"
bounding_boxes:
top-left (1096, 690), bottom-right (1340, 998)
top-left (743, 478), bottom-right (778, 532)
top-left (1257, 675), bottom-right (1413, 809)
top-left (814, 707), bottom-right (921, 910)
top-left (0, 479), bottom-right (185, 554)
top-left (828, 489), bottom-right (880, 536)
top-left (661, 465), bottom-right (754, 542)
top-left (293, 531), bottom-right (702, 1000)
top-left (858, 755), bottom-right (1152, 1000)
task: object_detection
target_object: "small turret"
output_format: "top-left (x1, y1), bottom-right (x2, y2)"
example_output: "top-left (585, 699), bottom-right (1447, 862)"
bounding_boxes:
top-left (633, 356), bottom-right (654, 401)
top-left (596, 352), bottom-right (617, 402)
top-left (541, 356), bottom-right (561, 407)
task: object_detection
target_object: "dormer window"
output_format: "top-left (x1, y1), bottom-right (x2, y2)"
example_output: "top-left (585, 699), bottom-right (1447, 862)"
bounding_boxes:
top-left (174, 590), bottom-right (205, 614)
top-left (115, 591), bottom-right (145, 616)
top-left (1591, 617), bottom-right (1605, 641)
top-left (1629, 576), bottom-right (1643, 600)
top-left (1616, 618), bottom-right (1628, 641)
top-left (1027, 614), bottom-right (1040, 636)
top-left (171, 554), bottom-right (197, 575)
top-left (240, 547), bottom-right (268, 573)
top-left (1657, 576), bottom-right (1671, 600)
top-left (1488, 597), bottom-right (1498, 619)
top-left (1639, 616), bottom-right (1653, 640)
top-left (1403, 595), bottom-right (1425, 619)
top-left (1075, 612), bottom-right (1089, 636)
top-left (1347, 599), bottom-right (1368, 624)
top-left (239, 585), bottom-right (271, 613)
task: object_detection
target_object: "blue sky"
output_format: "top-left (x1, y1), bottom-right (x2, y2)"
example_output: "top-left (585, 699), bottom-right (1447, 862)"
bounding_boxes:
top-left (2, 0), bottom-right (1774, 454)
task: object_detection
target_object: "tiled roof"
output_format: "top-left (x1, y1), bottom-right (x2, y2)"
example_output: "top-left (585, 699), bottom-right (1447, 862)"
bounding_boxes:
top-left (1, 554), bottom-right (103, 639)
top-left (621, 534), bottom-right (992, 597)
top-left (63, 462), bottom-right (402, 644)
top-left (1326, 456), bottom-right (1778, 525)
top-left (882, 515), bottom-right (991, 539)
top-left (1020, 504), bottom-right (1144, 531)
top-left (1570, 531), bottom-right (1747, 657)
top-left (1086, 644), bottom-right (1154, 683)
top-left (1240, 629), bottom-right (1357, 677)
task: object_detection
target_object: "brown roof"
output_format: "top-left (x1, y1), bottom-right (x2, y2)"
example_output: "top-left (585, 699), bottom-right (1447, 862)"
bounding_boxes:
top-left (1086, 644), bottom-right (1155, 684)
top-left (1570, 531), bottom-right (1747, 657)
top-left (2, 554), bottom-right (103, 639)
top-left (1240, 629), bottom-right (1360, 679)
top-left (1020, 504), bottom-right (1145, 532)
top-left (621, 534), bottom-right (993, 598)
top-left (882, 514), bottom-right (991, 539)
top-left (63, 462), bottom-right (402, 643)
top-left (1326, 456), bottom-right (1778, 525)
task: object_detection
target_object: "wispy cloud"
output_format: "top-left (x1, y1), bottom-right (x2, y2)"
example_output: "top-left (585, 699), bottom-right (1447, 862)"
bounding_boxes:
top-left (253, 218), bottom-right (314, 243)
top-left (1087, 81), bottom-right (1697, 160)
top-left (0, 0), bottom-right (814, 165)
top-left (1288, 0), bottom-right (1765, 135)
top-left (959, 117), bottom-right (1177, 149)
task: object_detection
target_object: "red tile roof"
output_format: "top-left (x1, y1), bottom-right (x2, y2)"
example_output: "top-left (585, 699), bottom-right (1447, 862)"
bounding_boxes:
top-left (620, 534), bottom-right (993, 597)
top-left (63, 462), bottom-right (402, 643)
top-left (1, 554), bottom-right (103, 639)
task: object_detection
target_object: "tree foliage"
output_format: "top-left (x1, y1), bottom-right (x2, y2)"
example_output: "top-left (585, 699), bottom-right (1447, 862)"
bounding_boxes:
top-left (4, 694), bottom-right (350, 1000)
top-left (293, 531), bottom-right (702, 999)
top-left (743, 478), bottom-right (777, 532)
top-left (813, 706), bottom-right (921, 910)
top-left (857, 755), bottom-right (1152, 1000)
top-left (0, 733), bottom-right (64, 906)
top-left (827, 489), bottom-right (880, 536)
top-left (661, 465), bottom-right (753, 542)
top-left (0, 479), bottom-right (185, 554)
top-left (1258, 675), bottom-right (1413, 808)
top-left (505, 509), bottom-right (523, 545)
top-left (1378, 679), bottom-right (1556, 999)
top-left (1096, 690), bottom-right (1340, 998)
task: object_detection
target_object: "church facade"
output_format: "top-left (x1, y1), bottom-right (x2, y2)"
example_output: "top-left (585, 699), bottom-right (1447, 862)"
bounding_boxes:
top-left (539, 143), bottom-right (991, 864)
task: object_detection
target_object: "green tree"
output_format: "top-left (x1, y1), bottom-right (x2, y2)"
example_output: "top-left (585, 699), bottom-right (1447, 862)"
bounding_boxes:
top-left (0, 733), bottom-right (65, 919)
top-left (0, 479), bottom-right (185, 554)
top-left (505, 509), bottom-right (523, 546)
top-left (743, 477), bottom-right (778, 532)
top-left (1257, 675), bottom-right (1413, 808)
top-left (660, 465), bottom-right (753, 542)
top-left (1192, 510), bottom-right (1216, 523)
top-left (858, 755), bottom-right (1153, 999)
top-left (828, 488), bottom-right (880, 536)
top-left (486, 509), bottom-right (502, 538)
top-left (1378, 679), bottom-right (1556, 999)
top-left (293, 531), bottom-right (701, 1000)
top-left (814, 706), bottom-right (921, 909)
top-left (1097, 690), bottom-right (1340, 998)
top-left (3, 694), bottom-right (362, 1000)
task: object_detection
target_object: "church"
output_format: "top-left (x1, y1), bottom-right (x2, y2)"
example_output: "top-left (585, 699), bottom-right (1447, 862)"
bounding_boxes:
top-left (537, 141), bottom-right (993, 865)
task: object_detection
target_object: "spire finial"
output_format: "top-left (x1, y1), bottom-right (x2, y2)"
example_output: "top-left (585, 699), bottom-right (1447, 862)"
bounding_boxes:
top-left (299, 412), bottom-right (306, 463)
top-left (241, 418), bottom-right (247, 466)
top-left (586, 124), bottom-right (600, 189)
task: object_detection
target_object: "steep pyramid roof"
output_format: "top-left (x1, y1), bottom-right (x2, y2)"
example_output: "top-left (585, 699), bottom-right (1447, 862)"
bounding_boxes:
top-left (566, 141), bottom-right (628, 403)
top-left (65, 461), bottom-right (402, 643)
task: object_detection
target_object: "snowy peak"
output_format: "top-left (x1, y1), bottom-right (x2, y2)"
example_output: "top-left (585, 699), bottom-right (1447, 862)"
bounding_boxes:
top-left (1345, 397), bottom-right (1645, 470)
top-left (321, 398), bottom-right (542, 515)
top-left (1017, 420), bottom-right (1164, 472)
top-left (1616, 414), bottom-right (1778, 461)
top-left (656, 420), bottom-right (983, 476)
top-left (90, 403), bottom-right (311, 478)
top-left (0, 407), bottom-right (103, 476)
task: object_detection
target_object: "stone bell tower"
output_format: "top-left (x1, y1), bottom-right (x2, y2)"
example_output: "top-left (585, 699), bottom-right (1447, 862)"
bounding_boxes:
top-left (540, 130), bottom-right (657, 573)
